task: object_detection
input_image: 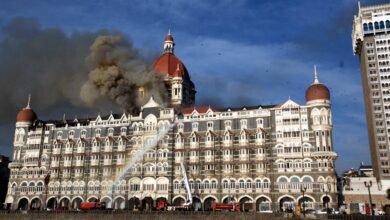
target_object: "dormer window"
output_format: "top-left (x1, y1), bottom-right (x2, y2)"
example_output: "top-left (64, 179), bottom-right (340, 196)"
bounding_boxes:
top-left (224, 120), bottom-right (232, 130)
top-left (81, 130), bottom-right (87, 138)
top-left (240, 120), bottom-right (247, 129)
top-left (192, 123), bottom-right (198, 131)
top-left (207, 122), bottom-right (213, 131)
top-left (69, 130), bottom-right (75, 139)
top-left (256, 119), bottom-right (263, 128)
top-left (120, 127), bottom-right (127, 136)
top-left (57, 131), bottom-right (63, 140)
top-left (108, 128), bottom-right (114, 136)
top-left (95, 129), bottom-right (101, 137)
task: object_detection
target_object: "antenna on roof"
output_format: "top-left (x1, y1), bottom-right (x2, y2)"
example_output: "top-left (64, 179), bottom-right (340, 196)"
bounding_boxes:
top-left (358, 1), bottom-right (361, 10)
top-left (62, 113), bottom-right (66, 122)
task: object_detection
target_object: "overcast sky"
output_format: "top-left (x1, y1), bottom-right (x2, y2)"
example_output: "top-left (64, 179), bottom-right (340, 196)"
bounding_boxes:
top-left (0, 0), bottom-right (388, 173)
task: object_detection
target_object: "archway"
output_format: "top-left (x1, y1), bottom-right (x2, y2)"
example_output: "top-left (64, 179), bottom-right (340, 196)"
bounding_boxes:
top-left (203, 197), bottom-right (216, 211)
top-left (239, 196), bottom-right (253, 212)
top-left (72, 197), bottom-right (83, 210)
top-left (88, 197), bottom-right (98, 202)
top-left (279, 197), bottom-right (295, 212)
top-left (322, 196), bottom-right (330, 208)
top-left (256, 197), bottom-right (271, 212)
top-left (298, 196), bottom-right (314, 210)
top-left (222, 196), bottom-right (236, 204)
top-left (128, 197), bottom-right (140, 210)
top-left (156, 197), bottom-right (167, 210)
top-left (192, 197), bottom-right (202, 211)
top-left (18, 198), bottom-right (29, 210)
top-left (172, 197), bottom-right (185, 206)
top-left (46, 198), bottom-right (56, 210)
top-left (114, 197), bottom-right (126, 210)
top-left (101, 197), bottom-right (112, 209)
top-left (142, 197), bottom-right (154, 211)
top-left (59, 198), bottom-right (70, 210)
top-left (30, 198), bottom-right (42, 210)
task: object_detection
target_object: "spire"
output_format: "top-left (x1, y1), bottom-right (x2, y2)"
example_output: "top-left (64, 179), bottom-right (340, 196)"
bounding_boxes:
top-left (26, 94), bottom-right (31, 109)
top-left (314, 65), bottom-right (319, 84)
top-left (168, 28), bottom-right (171, 36)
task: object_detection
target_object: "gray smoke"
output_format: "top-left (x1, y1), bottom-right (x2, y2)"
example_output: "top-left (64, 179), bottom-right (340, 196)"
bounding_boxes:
top-left (80, 36), bottom-right (167, 114)
top-left (0, 17), bottom-right (165, 124)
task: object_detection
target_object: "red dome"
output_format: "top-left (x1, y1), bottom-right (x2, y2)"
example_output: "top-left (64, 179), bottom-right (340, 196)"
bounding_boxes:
top-left (305, 83), bottom-right (330, 102)
top-left (16, 108), bottom-right (37, 123)
top-left (152, 53), bottom-right (189, 78)
top-left (164, 34), bottom-right (174, 41)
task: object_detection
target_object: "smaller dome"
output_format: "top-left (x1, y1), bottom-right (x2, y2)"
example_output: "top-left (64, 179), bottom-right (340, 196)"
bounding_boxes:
top-left (164, 34), bottom-right (174, 42)
top-left (305, 83), bottom-right (330, 102)
top-left (305, 65), bottom-right (330, 102)
top-left (16, 108), bottom-right (37, 123)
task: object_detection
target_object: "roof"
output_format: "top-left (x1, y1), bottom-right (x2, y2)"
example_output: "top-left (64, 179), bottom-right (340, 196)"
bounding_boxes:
top-left (16, 108), bottom-right (37, 123)
top-left (305, 83), bottom-right (330, 101)
top-left (152, 52), bottom-right (190, 79)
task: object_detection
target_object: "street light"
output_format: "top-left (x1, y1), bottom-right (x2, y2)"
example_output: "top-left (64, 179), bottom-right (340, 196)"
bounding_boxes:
top-left (364, 181), bottom-right (374, 216)
top-left (301, 185), bottom-right (307, 217)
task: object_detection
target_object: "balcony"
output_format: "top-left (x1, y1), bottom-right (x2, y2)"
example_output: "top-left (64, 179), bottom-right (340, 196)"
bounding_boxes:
top-left (64, 161), bottom-right (71, 167)
top-left (175, 143), bottom-right (184, 149)
top-left (103, 159), bottom-right (112, 166)
top-left (90, 160), bottom-right (99, 166)
top-left (116, 159), bottom-right (124, 165)
top-left (91, 147), bottom-right (100, 153)
top-left (190, 142), bottom-right (199, 149)
top-left (51, 161), bottom-right (59, 167)
top-left (64, 148), bottom-right (73, 154)
top-left (117, 145), bottom-right (126, 152)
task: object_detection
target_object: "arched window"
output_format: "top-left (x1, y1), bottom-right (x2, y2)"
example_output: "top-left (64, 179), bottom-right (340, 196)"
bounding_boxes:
top-left (223, 180), bottom-right (229, 189)
top-left (369, 22), bottom-right (373, 31)
top-left (239, 180), bottom-right (245, 189)
top-left (386, 20), bottom-right (390, 29)
top-left (363, 23), bottom-right (368, 31)
top-left (211, 180), bottom-right (217, 189)
top-left (263, 179), bottom-right (269, 188)
top-left (380, 21), bottom-right (385, 29)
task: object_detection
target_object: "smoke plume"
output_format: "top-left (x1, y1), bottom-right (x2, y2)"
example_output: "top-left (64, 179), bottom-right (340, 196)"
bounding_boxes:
top-left (80, 36), bottom-right (167, 114)
top-left (0, 17), bottom-right (165, 124)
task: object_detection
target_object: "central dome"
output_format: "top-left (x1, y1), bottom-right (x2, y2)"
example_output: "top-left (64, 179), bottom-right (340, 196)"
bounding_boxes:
top-left (152, 53), bottom-right (189, 78)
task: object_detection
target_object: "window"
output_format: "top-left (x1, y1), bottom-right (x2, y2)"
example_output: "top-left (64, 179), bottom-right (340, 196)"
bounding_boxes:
top-left (108, 128), bottom-right (114, 136)
top-left (192, 123), bottom-right (198, 131)
top-left (240, 120), bottom-right (247, 129)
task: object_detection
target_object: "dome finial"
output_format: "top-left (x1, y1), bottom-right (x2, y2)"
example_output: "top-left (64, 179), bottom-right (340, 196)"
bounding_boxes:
top-left (26, 94), bottom-right (31, 109)
top-left (314, 65), bottom-right (319, 84)
top-left (163, 30), bottom-right (175, 54)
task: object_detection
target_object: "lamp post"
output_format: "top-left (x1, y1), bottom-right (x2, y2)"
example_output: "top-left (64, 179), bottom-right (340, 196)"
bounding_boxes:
top-left (364, 181), bottom-right (374, 216)
top-left (301, 185), bottom-right (307, 217)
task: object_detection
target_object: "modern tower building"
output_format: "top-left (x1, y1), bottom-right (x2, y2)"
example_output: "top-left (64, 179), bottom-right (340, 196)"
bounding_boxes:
top-left (352, 3), bottom-right (390, 186)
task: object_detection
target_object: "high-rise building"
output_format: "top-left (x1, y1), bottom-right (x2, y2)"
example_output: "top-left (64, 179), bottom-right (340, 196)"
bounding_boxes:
top-left (352, 3), bottom-right (390, 185)
top-left (5, 32), bottom-right (338, 212)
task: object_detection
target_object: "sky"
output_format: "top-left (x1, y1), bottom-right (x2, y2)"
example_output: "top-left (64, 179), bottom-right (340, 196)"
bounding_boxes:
top-left (0, 0), bottom-right (388, 173)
